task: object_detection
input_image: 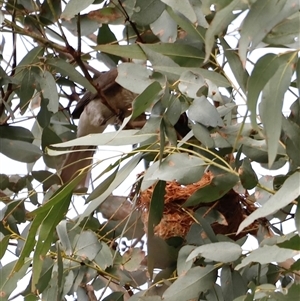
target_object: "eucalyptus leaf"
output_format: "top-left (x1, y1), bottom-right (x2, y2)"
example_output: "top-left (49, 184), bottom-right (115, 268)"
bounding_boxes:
top-left (150, 10), bottom-right (177, 43)
top-left (185, 172), bottom-right (239, 207)
top-left (188, 96), bottom-right (224, 127)
top-left (163, 266), bottom-right (216, 301)
top-left (239, 0), bottom-right (299, 64)
top-left (61, 0), bottom-right (94, 20)
top-left (236, 245), bottom-right (297, 270)
top-left (0, 138), bottom-right (42, 163)
top-left (238, 171), bottom-right (300, 233)
top-left (142, 153), bottom-right (206, 190)
top-left (131, 0), bottom-right (165, 26)
top-left (187, 242), bottom-right (242, 263)
top-left (260, 51), bottom-right (297, 166)
top-left (161, 0), bottom-right (197, 23)
top-left (73, 230), bottom-right (102, 261)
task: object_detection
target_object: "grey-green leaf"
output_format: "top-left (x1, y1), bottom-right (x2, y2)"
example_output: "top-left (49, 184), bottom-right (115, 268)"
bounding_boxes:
top-left (0, 138), bottom-right (42, 163)
top-left (238, 171), bottom-right (300, 234)
top-left (163, 266), bottom-right (216, 301)
top-left (259, 51), bottom-right (297, 166)
top-left (61, 0), bottom-right (94, 20)
top-left (187, 242), bottom-right (242, 263)
top-left (142, 153), bottom-right (206, 190)
top-left (236, 245), bottom-right (297, 270)
top-left (188, 96), bottom-right (224, 127)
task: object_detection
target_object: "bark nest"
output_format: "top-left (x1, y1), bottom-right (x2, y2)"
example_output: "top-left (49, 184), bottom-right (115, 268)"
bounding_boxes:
top-left (136, 172), bottom-right (259, 240)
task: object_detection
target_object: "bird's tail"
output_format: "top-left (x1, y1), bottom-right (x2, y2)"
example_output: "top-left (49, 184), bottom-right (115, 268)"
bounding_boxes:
top-left (60, 146), bottom-right (96, 192)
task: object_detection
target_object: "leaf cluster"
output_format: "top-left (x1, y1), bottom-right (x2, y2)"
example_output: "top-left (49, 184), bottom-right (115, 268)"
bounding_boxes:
top-left (0, 0), bottom-right (300, 300)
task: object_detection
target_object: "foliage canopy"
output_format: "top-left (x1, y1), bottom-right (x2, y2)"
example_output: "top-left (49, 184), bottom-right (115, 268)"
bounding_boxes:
top-left (0, 0), bottom-right (300, 300)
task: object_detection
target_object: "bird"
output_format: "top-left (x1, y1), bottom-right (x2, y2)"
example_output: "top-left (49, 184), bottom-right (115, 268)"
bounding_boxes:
top-left (60, 68), bottom-right (145, 191)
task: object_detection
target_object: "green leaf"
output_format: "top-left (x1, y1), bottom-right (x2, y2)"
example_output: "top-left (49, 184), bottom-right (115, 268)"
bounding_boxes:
top-left (148, 181), bottom-right (166, 237)
top-left (132, 81), bottom-right (162, 120)
top-left (192, 123), bottom-right (215, 148)
top-left (153, 66), bottom-right (230, 87)
top-left (0, 259), bottom-right (31, 299)
top-left (187, 242), bottom-right (242, 263)
top-left (220, 38), bottom-right (248, 93)
top-left (47, 130), bottom-right (157, 151)
top-left (221, 266), bottom-right (248, 301)
top-left (185, 172), bottom-right (239, 207)
top-left (139, 43), bottom-right (179, 68)
top-left (116, 63), bottom-right (154, 94)
top-left (19, 69), bottom-right (36, 112)
top-left (142, 153), bottom-right (206, 190)
top-left (95, 44), bottom-right (146, 60)
top-left (259, 51), bottom-right (297, 166)
top-left (97, 44), bottom-right (205, 67)
top-left (238, 158), bottom-right (258, 190)
top-left (61, 0), bottom-right (94, 20)
top-left (0, 234), bottom-right (10, 259)
top-left (73, 230), bottom-right (102, 261)
top-left (31, 170), bottom-right (61, 191)
top-left (94, 242), bottom-right (113, 270)
top-left (188, 96), bottom-right (224, 127)
top-left (37, 98), bottom-right (52, 128)
top-left (272, 284), bottom-right (300, 301)
top-left (150, 10), bottom-right (177, 43)
top-left (238, 171), bottom-right (300, 233)
top-left (0, 125), bottom-right (34, 143)
top-left (166, 5), bottom-right (205, 42)
top-left (15, 46), bottom-right (44, 79)
top-left (236, 245), bottom-right (297, 270)
top-left (36, 70), bottom-right (59, 113)
top-left (247, 53), bottom-right (279, 127)
top-left (77, 154), bottom-right (142, 225)
top-left (122, 248), bottom-right (145, 272)
top-left (205, 0), bottom-right (247, 62)
top-left (131, 0), bottom-right (165, 26)
top-left (32, 193), bottom-right (71, 289)
top-left (239, 0), bottom-right (298, 64)
top-left (162, 266), bottom-right (216, 301)
top-left (161, 0), bottom-right (197, 24)
top-left (263, 12), bottom-right (300, 46)
top-left (282, 116), bottom-right (300, 168)
top-left (0, 138), bottom-right (42, 163)
top-left (177, 245), bottom-right (195, 275)
top-left (178, 71), bottom-right (206, 98)
top-left (86, 167), bottom-right (118, 202)
top-left (56, 220), bottom-right (72, 255)
top-left (46, 57), bottom-right (96, 93)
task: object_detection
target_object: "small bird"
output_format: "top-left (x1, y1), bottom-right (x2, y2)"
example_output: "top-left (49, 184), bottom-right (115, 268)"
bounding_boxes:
top-left (60, 68), bottom-right (143, 191)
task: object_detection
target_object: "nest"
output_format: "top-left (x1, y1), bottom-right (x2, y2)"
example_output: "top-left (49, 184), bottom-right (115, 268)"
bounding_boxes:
top-left (136, 172), bottom-right (259, 240)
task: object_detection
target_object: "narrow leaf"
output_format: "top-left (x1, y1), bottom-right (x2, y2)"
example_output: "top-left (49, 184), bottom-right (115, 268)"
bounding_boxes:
top-left (47, 130), bottom-right (157, 151)
top-left (205, 0), bottom-right (247, 62)
top-left (187, 242), bottom-right (242, 263)
top-left (239, 0), bottom-right (298, 64)
top-left (132, 81), bottom-right (162, 120)
top-left (238, 171), bottom-right (300, 233)
top-left (163, 266), bottom-right (216, 301)
top-left (236, 245), bottom-right (297, 270)
top-left (47, 57), bottom-right (96, 93)
top-left (260, 52), bottom-right (297, 166)
top-left (148, 181), bottom-right (166, 237)
top-left (247, 53), bottom-right (279, 127)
